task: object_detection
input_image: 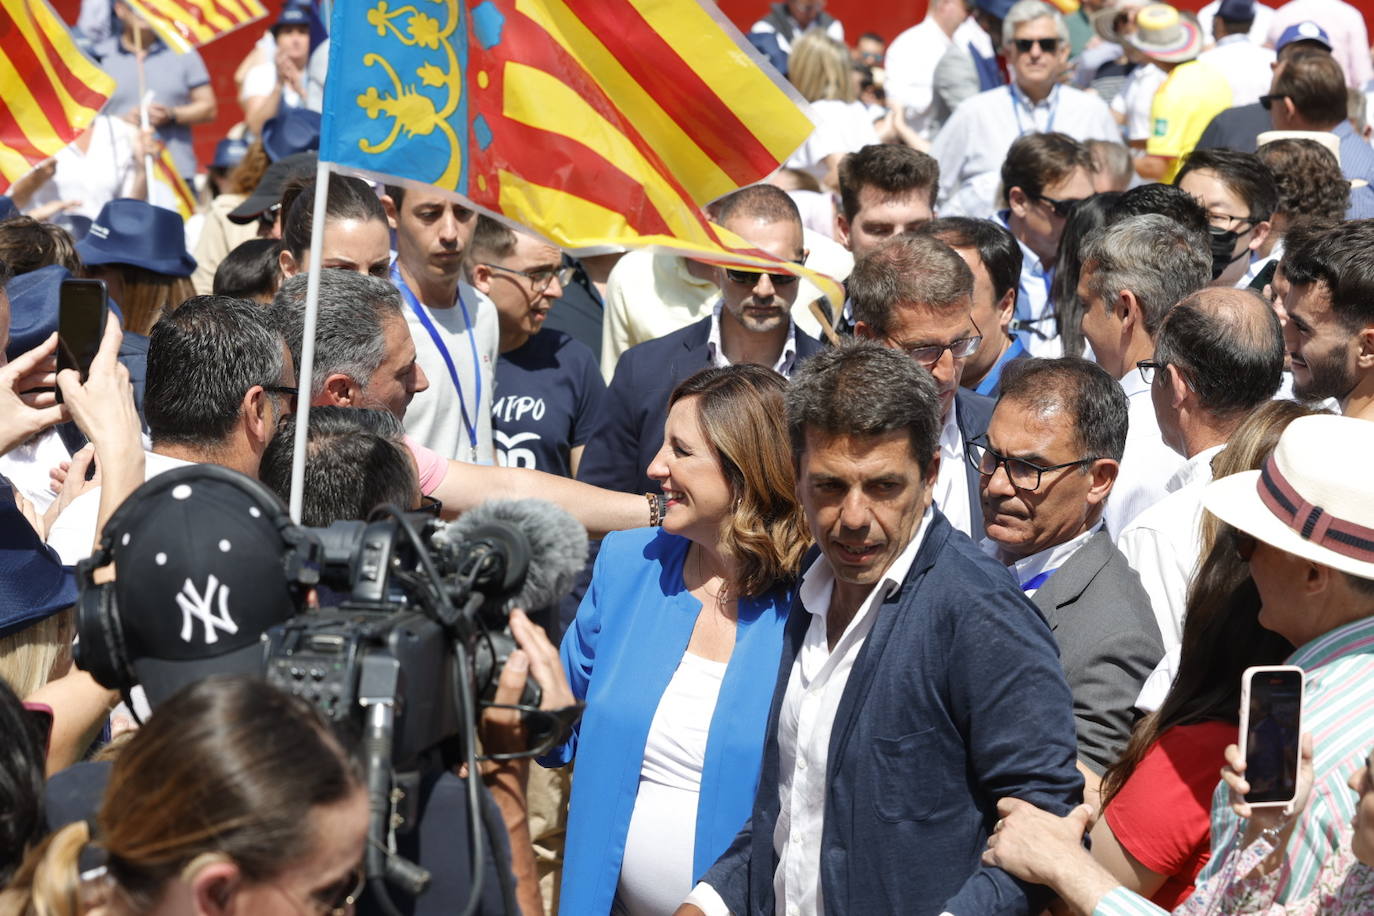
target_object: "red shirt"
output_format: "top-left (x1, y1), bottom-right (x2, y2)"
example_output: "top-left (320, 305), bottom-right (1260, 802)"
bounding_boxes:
top-left (1103, 720), bottom-right (1235, 910)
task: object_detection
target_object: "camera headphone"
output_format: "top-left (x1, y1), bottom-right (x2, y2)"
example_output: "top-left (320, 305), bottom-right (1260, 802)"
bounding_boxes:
top-left (73, 464), bottom-right (321, 696)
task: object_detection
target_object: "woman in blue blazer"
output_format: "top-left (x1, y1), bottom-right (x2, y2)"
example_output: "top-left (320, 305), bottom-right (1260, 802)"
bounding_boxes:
top-left (540, 365), bottom-right (810, 915)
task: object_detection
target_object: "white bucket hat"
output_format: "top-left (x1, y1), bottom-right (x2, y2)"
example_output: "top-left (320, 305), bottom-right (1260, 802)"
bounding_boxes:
top-left (1202, 415), bottom-right (1374, 581)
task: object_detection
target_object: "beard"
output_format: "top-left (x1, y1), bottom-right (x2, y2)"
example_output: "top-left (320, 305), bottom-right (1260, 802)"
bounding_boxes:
top-left (1292, 342), bottom-right (1357, 403)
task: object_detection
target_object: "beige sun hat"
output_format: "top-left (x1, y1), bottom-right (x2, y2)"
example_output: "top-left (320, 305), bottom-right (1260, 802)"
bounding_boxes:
top-left (1092, 0), bottom-right (1150, 44)
top-left (1202, 415), bottom-right (1374, 581)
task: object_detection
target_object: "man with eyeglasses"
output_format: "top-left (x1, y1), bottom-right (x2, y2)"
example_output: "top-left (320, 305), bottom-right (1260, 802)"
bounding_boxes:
top-left (577, 184), bottom-right (824, 496)
top-left (931, 0), bottom-right (1117, 220)
top-left (851, 233), bottom-right (994, 537)
top-left (977, 357), bottom-right (1161, 787)
top-left (1173, 147), bottom-right (1278, 288)
top-left (1117, 287), bottom-right (1283, 711)
top-left (997, 132), bottom-right (1096, 357)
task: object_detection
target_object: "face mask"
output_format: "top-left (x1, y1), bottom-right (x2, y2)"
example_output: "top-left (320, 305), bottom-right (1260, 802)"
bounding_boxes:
top-left (1209, 227), bottom-right (1247, 280)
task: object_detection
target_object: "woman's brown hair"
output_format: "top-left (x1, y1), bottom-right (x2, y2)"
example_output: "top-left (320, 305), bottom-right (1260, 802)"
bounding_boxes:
top-left (0, 676), bottom-right (361, 916)
top-left (669, 365), bottom-right (811, 597)
top-left (91, 265), bottom-right (195, 337)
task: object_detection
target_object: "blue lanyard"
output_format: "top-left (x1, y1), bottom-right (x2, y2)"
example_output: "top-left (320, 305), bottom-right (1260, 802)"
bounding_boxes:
top-left (391, 263), bottom-right (481, 456)
top-left (1009, 83), bottom-right (1059, 137)
top-left (1021, 568), bottom-right (1057, 592)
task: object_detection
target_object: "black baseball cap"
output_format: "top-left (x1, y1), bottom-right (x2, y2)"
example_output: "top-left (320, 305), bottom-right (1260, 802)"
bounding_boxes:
top-left (227, 151), bottom-right (318, 224)
top-left (104, 466), bottom-right (315, 707)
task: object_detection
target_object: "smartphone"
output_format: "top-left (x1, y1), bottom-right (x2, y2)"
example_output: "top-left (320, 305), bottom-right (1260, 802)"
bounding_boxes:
top-left (57, 278), bottom-right (108, 402)
top-left (1238, 665), bottom-right (1305, 807)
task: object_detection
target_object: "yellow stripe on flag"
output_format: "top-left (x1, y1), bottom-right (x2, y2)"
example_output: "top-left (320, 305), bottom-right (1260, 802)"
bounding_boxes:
top-left (153, 147), bottom-right (196, 220)
top-left (178, 0), bottom-right (235, 34)
top-left (515, 0), bottom-right (739, 205)
top-left (26, 0), bottom-right (117, 106)
top-left (142, 0), bottom-right (218, 43)
top-left (0, 140), bottom-right (37, 186)
top-left (8, 0), bottom-right (112, 126)
top-left (0, 52), bottom-right (75, 154)
top-left (624, 0), bottom-right (815, 163)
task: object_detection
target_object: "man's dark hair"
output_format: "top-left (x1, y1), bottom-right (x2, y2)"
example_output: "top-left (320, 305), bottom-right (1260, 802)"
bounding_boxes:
top-left (1000, 132), bottom-right (1094, 206)
top-left (1280, 219), bottom-right (1374, 329)
top-left (468, 214), bottom-right (519, 262)
top-left (918, 217), bottom-right (1023, 306)
top-left (212, 238), bottom-right (283, 301)
top-left (259, 407), bottom-right (416, 526)
top-left (1173, 148), bottom-right (1279, 221)
top-left (837, 144), bottom-right (939, 221)
top-left (145, 295), bottom-right (287, 448)
top-left (714, 183), bottom-right (802, 228)
top-left (270, 271), bottom-right (403, 397)
top-left (0, 217), bottom-right (80, 276)
top-left (1154, 288), bottom-right (1284, 419)
top-left (998, 357), bottom-right (1128, 462)
top-left (0, 257), bottom-right (11, 291)
top-left (786, 339), bottom-right (941, 473)
top-left (280, 174), bottom-right (387, 262)
top-left (848, 234), bottom-right (973, 338)
top-left (1255, 139), bottom-right (1350, 223)
top-left (1106, 183), bottom-right (1210, 238)
top-left (860, 30), bottom-right (884, 44)
top-left (1274, 50), bottom-right (1347, 127)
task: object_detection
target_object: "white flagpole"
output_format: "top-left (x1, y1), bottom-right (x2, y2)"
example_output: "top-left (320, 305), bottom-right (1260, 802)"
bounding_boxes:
top-left (287, 158), bottom-right (332, 523)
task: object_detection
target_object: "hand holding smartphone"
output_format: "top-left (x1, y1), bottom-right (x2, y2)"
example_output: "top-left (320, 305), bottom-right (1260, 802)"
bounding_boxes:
top-left (1238, 665), bottom-right (1305, 809)
top-left (56, 279), bottom-right (109, 403)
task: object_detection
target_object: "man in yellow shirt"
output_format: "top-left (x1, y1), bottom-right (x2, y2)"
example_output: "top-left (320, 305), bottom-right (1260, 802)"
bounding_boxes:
top-left (1128, 4), bottom-right (1233, 181)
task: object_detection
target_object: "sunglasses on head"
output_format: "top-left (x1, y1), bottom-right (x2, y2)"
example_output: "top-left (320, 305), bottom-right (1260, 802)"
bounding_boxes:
top-left (723, 267), bottom-right (801, 287)
top-left (1013, 37), bottom-right (1059, 54)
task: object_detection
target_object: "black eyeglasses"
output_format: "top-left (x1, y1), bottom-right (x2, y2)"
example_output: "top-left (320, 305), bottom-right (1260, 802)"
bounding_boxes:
top-left (887, 331), bottom-right (982, 368)
top-left (417, 494), bottom-right (443, 517)
top-left (1230, 528), bottom-right (1257, 563)
top-left (1136, 359), bottom-right (1165, 385)
top-left (263, 385), bottom-right (299, 410)
top-left (1030, 191), bottom-right (1084, 219)
top-left (309, 864), bottom-right (366, 915)
top-left (1259, 93), bottom-right (1288, 111)
top-left (481, 263), bottom-right (575, 294)
top-left (967, 436), bottom-right (1100, 491)
top-left (1013, 37), bottom-right (1059, 54)
top-left (723, 263), bottom-right (804, 287)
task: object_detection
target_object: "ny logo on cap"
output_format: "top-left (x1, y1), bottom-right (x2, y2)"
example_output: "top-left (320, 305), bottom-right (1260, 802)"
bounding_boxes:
top-left (176, 575), bottom-right (238, 645)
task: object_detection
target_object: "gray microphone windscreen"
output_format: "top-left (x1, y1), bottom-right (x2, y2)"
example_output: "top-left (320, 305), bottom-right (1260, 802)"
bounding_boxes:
top-left (440, 499), bottom-right (588, 610)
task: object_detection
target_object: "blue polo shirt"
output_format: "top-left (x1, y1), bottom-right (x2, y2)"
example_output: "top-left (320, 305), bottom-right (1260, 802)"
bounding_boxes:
top-left (91, 36), bottom-right (209, 178)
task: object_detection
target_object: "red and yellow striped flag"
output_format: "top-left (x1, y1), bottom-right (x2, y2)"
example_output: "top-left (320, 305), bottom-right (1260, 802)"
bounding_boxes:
top-left (0, 0), bottom-right (115, 192)
top-left (123, 0), bottom-right (269, 54)
top-left (150, 146), bottom-right (196, 220)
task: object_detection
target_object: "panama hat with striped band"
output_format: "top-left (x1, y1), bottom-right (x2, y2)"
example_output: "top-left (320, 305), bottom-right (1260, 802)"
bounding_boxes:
top-left (1125, 4), bottom-right (1202, 64)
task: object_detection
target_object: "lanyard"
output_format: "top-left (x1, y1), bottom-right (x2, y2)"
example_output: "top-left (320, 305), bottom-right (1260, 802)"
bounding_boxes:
top-left (1020, 568), bottom-right (1057, 592)
top-left (1009, 83), bottom-right (1059, 137)
top-left (391, 263), bottom-right (481, 458)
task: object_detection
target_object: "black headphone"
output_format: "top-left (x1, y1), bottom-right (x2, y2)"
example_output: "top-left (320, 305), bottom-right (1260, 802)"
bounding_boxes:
top-left (73, 464), bottom-right (321, 696)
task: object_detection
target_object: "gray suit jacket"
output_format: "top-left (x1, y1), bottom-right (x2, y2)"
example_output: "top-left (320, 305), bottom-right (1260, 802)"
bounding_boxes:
top-left (1032, 529), bottom-right (1164, 774)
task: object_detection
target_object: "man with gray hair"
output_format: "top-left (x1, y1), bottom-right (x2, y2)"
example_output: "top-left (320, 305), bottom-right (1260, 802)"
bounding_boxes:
top-left (1078, 213), bottom-right (1212, 536)
top-left (850, 234), bottom-right (995, 536)
top-left (682, 340), bottom-right (1082, 916)
top-left (930, 0), bottom-right (1119, 219)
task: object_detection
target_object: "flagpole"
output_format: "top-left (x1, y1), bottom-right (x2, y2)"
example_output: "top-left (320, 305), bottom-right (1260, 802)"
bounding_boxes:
top-left (287, 158), bottom-right (332, 523)
top-left (132, 26), bottom-right (155, 195)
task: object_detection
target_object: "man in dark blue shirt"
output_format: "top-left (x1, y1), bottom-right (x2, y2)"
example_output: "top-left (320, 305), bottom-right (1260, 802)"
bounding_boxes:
top-left (468, 218), bottom-right (606, 479)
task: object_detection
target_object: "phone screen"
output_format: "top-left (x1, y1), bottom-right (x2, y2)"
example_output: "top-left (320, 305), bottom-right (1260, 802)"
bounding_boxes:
top-left (1244, 669), bottom-right (1303, 804)
top-left (57, 279), bottom-right (108, 389)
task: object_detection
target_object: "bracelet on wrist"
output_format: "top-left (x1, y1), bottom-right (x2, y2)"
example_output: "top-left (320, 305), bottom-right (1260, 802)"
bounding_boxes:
top-left (645, 492), bottom-right (666, 527)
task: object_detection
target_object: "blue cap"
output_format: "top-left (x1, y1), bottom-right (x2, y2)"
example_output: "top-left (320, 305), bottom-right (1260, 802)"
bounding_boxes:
top-left (1276, 20), bottom-right (1332, 54)
top-left (272, 3), bottom-right (311, 31)
top-left (3, 264), bottom-right (127, 361)
top-left (75, 199), bottom-right (195, 278)
top-left (975, 0), bottom-right (1016, 19)
top-left (211, 137), bottom-right (250, 170)
top-left (1216, 0), bottom-right (1255, 19)
top-left (0, 196), bottom-right (17, 222)
top-left (0, 479), bottom-right (77, 639)
top-left (261, 107), bottom-right (320, 162)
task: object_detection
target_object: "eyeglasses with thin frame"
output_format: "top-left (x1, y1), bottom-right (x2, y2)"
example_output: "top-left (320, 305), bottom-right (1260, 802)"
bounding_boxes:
top-left (723, 260), bottom-right (806, 288)
top-left (966, 435), bottom-right (1101, 492)
top-left (1030, 191), bottom-right (1084, 219)
top-left (1205, 210), bottom-right (1263, 234)
top-left (1259, 93), bottom-right (1288, 111)
top-left (1013, 37), bottom-right (1060, 54)
top-left (480, 262), bottom-right (576, 294)
top-left (887, 328), bottom-right (982, 368)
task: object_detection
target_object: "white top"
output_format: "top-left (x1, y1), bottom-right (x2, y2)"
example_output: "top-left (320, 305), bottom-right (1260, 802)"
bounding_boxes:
top-left (931, 83), bottom-right (1120, 219)
top-left (984, 522), bottom-right (1102, 596)
top-left (785, 99), bottom-right (881, 184)
top-left (617, 651), bottom-right (728, 916)
top-left (23, 116), bottom-right (140, 222)
top-left (706, 300), bottom-right (800, 376)
top-left (0, 429), bottom-right (69, 515)
top-left (239, 59), bottom-right (305, 110)
top-left (748, 14), bottom-right (845, 56)
top-left (1110, 63), bottom-right (1167, 144)
top-left (47, 451), bottom-right (193, 565)
top-left (600, 251), bottom-right (719, 381)
top-left (884, 18), bottom-right (957, 140)
top-left (1198, 34), bottom-right (1277, 107)
top-left (686, 510), bottom-right (934, 916)
top-left (399, 278), bottom-right (500, 464)
top-left (1103, 369), bottom-right (1187, 540)
top-left (1196, 0), bottom-right (1276, 47)
top-left (934, 404), bottom-right (974, 538)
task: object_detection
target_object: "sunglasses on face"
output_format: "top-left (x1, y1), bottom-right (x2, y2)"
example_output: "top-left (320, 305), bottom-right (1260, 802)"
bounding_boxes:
top-left (1259, 94), bottom-right (1288, 111)
top-left (723, 267), bottom-right (801, 287)
top-left (1013, 37), bottom-right (1059, 54)
top-left (1030, 191), bottom-right (1084, 218)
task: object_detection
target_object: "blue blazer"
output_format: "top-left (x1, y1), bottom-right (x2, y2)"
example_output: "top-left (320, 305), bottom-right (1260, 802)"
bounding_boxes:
top-left (577, 315), bottom-right (826, 495)
top-left (541, 527), bottom-right (794, 914)
top-left (955, 389), bottom-right (994, 535)
top-left (701, 511), bottom-right (1084, 916)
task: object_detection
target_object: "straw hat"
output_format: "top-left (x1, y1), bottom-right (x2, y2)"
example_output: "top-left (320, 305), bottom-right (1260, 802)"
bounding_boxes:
top-left (1202, 415), bottom-right (1374, 581)
top-left (1092, 0), bottom-right (1149, 44)
top-left (1125, 4), bottom-right (1201, 64)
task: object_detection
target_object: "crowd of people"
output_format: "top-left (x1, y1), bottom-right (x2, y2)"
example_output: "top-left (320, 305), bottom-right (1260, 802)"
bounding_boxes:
top-left (3, 0), bottom-right (1374, 914)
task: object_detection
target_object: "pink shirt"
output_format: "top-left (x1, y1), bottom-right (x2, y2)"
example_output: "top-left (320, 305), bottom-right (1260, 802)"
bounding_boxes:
top-left (1267, 0), bottom-right (1372, 88)
top-left (404, 436), bottom-right (449, 495)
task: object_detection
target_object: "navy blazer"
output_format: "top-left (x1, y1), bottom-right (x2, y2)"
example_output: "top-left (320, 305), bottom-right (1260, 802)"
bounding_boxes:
top-left (701, 510), bottom-right (1084, 916)
top-left (954, 390), bottom-right (994, 536)
top-left (576, 315), bottom-right (826, 494)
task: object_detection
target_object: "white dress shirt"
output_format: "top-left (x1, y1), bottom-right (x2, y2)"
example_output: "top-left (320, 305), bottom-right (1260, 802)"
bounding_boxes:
top-left (46, 451), bottom-right (195, 565)
top-left (983, 522), bottom-right (1102, 596)
top-left (1196, 0), bottom-right (1276, 47)
top-left (884, 17), bottom-right (957, 140)
top-left (1103, 370), bottom-right (1187, 540)
top-left (1198, 34), bottom-right (1276, 107)
top-left (931, 83), bottom-right (1120, 219)
top-left (1109, 63), bottom-right (1167, 144)
top-left (684, 510), bottom-right (935, 916)
top-left (0, 428), bottom-right (70, 514)
top-left (996, 211), bottom-right (1061, 359)
top-left (934, 405), bottom-right (974, 537)
top-left (706, 300), bottom-right (800, 376)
